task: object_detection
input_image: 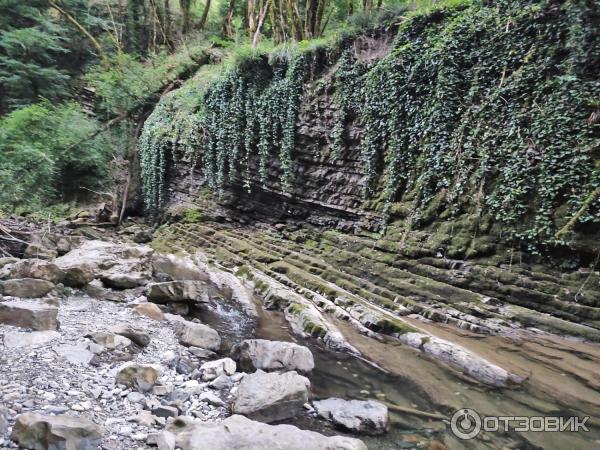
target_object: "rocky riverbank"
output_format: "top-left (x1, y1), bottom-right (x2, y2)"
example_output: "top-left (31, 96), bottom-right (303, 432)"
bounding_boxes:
top-left (0, 227), bottom-right (388, 450)
top-left (153, 220), bottom-right (600, 449)
top-left (2, 216), bottom-right (600, 449)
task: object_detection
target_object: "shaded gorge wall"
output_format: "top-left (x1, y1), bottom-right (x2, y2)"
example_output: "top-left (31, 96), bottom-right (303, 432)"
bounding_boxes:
top-left (139, 0), bottom-right (600, 267)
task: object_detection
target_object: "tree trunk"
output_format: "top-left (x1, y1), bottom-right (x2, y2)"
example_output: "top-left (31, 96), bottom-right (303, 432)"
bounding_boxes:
top-left (555, 187), bottom-right (600, 240)
top-left (319, 3), bottom-right (333, 36)
top-left (221, 0), bottom-right (235, 38)
top-left (49, 0), bottom-right (108, 62)
top-left (304, 0), bottom-right (319, 39)
top-left (271, 0), bottom-right (286, 43)
top-left (163, 0), bottom-right (172, 44)
top-left (287, 0), bottom-right (302, 40)
top-left (315, 0), bottom-right (327, 38)
top-left (180, 0), bottom-right (192, 33)
top-left (199, 0), bottom-right (211, 29)
top-left (252, 0), bottom-right (270, 47)
top-left (247, 0), bottom-right (256, 36)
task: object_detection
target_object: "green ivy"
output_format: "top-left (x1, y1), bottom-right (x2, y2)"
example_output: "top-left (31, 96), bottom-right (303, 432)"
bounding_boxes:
top-left (139, 51), bottom-right (308, 210)
top-left (331, 0), bottom-right (600, 248)
top-left (139, 84), bottom-right (205, 211)
top-left (331, 49), bottom-right (367, 160)
top-left (139, 0), bottom-right (599, 251)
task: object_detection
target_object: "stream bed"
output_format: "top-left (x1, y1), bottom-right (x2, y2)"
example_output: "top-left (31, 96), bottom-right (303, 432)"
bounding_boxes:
top-left (191, 283), bottom-right (600, 449)
top-left (193, 291), bottom-right (449, 449)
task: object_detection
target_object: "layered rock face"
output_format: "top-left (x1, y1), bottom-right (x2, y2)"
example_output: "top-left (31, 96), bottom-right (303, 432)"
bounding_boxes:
top-left (1, 231), bottom-right (374, 450)
top-left (156, 3), bottom-right (600, 389)
top-left (167, 81), bottom-right (369, 231)
top-left (157, 2), bottom-right (599, 297)
top-left (166, 44), bottom-right (599, 266)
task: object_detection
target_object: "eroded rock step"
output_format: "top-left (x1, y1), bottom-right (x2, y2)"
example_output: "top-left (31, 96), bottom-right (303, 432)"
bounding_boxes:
top-left (154, 225), bottom-right (540, 389)
top-left (162, 222), bottom-right (600, 342)
top-left (153, 221), bottom-right (600, 449)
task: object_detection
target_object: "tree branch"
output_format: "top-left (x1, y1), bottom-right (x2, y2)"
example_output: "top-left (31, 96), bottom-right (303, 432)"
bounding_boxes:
top-left (48, 0), bottom-right (108, 62)
top-left (555, 186), bottom-right (600, 241)
top-left (252, 0), bottom-right (271, 48)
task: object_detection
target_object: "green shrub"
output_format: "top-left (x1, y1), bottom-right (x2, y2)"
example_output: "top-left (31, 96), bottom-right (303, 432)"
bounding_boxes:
top-left (181, 208), bottom-right (204, 223)
top-left (0, 101), bottom-right (113, 210)
top-left (86, 41), bottom-right (210, 117)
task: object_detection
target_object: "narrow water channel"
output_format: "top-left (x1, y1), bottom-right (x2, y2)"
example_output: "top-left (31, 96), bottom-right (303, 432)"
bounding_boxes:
top-left (191, 284), bottom-right (600, 450)
top-left (193, 291), bottom-right (448, 449)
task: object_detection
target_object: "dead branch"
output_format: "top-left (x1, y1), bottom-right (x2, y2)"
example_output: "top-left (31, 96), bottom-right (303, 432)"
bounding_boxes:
top-left (555, 186), bottom-right (600, 241)
top-left (49, 0), bottom-right (108, 62)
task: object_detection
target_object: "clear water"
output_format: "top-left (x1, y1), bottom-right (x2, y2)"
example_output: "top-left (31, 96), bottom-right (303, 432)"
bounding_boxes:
top-left (193, 293), bottom-right (448, 449)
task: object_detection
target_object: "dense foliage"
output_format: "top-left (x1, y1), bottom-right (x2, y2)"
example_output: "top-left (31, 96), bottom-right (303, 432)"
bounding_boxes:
top-left (341, 0), bottom-right (600, 249)
top-left (139, 0), bottom-right (600, 251)
top-left (204, 53), bottom-right (306, 192)
top-left (0, 0), bottom-right (94, 112)
top-left (140, 50), bottom-right (308, 209)
top-left (0, 102), bottom-right (113, 210)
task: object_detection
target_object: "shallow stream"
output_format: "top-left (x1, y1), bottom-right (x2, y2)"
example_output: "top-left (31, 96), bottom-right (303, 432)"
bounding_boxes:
top-left (193, 292), bottom-right (452, 449)
top-left (193, 286), bottom-right (600, 449)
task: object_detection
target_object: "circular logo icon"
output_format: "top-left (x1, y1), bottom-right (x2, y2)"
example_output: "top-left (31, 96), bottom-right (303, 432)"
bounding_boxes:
top-left (450, 408), bottom-right (482, 440)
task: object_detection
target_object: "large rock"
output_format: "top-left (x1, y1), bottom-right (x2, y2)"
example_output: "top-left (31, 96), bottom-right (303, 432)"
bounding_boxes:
top-left (119, 224), bottom-right (154, 244)
top-left (23, 243), bottom-right (57, 260)
top-left (313, 398), bottom-right (389, 435)
top-left (175, 320), bottom-right (220, 351)
top-left (86, 332), bottom-right (132, 350)
top-left (83, 279), bottom-right (126, 302)
top-left (110, 324), bottom-right (151, 347)
top-left (153, 430), bottom-right (176, 450)
top-left (61, 263), bottom-right (95, 287)
top-left (152, 254), bottom-right (209, 282)
top-left (3, 330), bottom-right (60, 348)
top-left (55, 235), bottom-right (85, 255)
top-left (54, 344), bottom-right (95, 365)
top-left (116, 363), bottom-right (159, 392)
top-left (231, 339), bottom-right (314, 374)
top-left (101, 272), bottom-right (148, 289)
top-left (134, 303), bottom-right (165, 321)
top-left (0, 301), bottom-right (58, 330)
top-left (55, 240), bottom-right (154, 287)
top-left (232, 370), bottom-right (310, 423)
top-left (0, 278), bottom-right (55, 298)
top-left (146, 281), bottom-right (208, 304)
top-left (166, 415), bottom-right (366, 450)
top-left (199, 358), bottom-right (236, 381)
top-left (11, 413), bottom-right (103, 450)
top-left (3, 259), bottom-right (64, 283)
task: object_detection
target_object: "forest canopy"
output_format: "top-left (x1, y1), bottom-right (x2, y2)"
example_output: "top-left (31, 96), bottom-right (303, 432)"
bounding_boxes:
top-left (0, 0), bottom-right (597, 254)
top-left (0, 0), bottom-right (408, 213)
